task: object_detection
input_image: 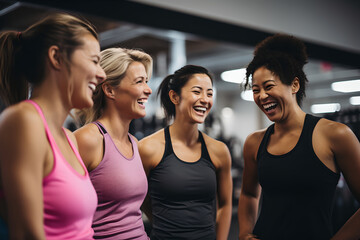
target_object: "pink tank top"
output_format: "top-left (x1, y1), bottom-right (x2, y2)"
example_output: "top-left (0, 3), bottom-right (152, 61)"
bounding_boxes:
top-left (90, 122), bottom-right (149, 240)
top-left (27, 100), bottom-right (97, 240)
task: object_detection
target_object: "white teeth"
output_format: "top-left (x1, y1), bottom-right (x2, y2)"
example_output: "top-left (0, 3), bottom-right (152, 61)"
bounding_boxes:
top-left (138, 99), bottom-right (148, 105)
top-left (194, 106), bottom-right (207, 112)
top-left (88, 84), bottom-right (96, 92)
top-left (263, 103), bottom-right (277, 110)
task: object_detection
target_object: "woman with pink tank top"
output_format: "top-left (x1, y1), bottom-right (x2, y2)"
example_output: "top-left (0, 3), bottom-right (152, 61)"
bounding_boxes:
top-left (0, 13), bottom-right (106, 239)
top-left (75, 48), bottom-right (152, 240)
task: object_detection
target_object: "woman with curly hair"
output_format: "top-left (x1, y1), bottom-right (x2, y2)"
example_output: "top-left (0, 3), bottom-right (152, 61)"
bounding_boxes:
top-left (238, 34), bottom-right (360, 240)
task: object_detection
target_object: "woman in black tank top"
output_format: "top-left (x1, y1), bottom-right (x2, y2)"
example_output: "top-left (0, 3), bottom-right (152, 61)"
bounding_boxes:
top-left (139, 65), bottom-right (233, 240)
top-left (238, 34), bottom-right (360, 240)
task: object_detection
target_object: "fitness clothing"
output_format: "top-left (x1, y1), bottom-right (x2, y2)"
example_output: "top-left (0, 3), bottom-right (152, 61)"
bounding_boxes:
top-left (28, 100), bottom-right (97, 240)
top-left (253, 114), bottom-right (340, 240)
top-left (90, 122), bottom-right (149, 240)
top-left (148, 126), bottom-right (217, 240)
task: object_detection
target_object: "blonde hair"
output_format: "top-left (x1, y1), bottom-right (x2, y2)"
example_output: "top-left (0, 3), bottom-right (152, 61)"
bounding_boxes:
top-left (77, 48), bottom-right (153, 125)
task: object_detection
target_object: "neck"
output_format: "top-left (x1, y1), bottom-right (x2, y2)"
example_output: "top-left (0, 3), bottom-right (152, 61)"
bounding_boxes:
top-left (97, 107), bottom-right (131, 142)
top-left (30, 69), bottom-right (74, 130)
top-left (171, 118), bottom-right (200, 145)
top-left (30, 89), bottom-right (71, 132)
top-left (274, 107), bottom-right (306, 133)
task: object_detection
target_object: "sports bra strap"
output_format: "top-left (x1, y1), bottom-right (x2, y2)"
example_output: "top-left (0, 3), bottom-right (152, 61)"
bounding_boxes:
top-left (93, 121), bottom-right (107, 135)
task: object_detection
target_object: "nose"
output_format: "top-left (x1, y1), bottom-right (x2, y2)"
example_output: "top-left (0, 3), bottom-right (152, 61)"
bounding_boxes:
top-left (199, 93), bottom-right (211, 104)
top-left (259, 89), bottom-right (268, 100)
top-left (144, 82), bottom-right (152, 95)
top-left (96, 66), bottom-right (106, 84)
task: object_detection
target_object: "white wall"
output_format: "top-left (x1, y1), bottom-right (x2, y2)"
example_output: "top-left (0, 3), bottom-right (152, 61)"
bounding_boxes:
top-left (132, 0), bottom-right (360, 53)
top-left (133, 0), bottom-right (359, 143)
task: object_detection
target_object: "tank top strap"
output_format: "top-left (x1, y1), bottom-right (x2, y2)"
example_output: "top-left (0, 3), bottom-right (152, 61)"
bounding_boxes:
top-left (127, 133), bottom-right (138, 153)
top-left (163, 126), bottom-right (174, 158)
top-left (301, 114), bottom-right (321, 148)
top-left (25, 100), bottom-right (57, 151)
top-left (304, 114), bottom-right (321, 132)
top-left (93, 121), bottom-right (108, 135)
top-left (198, 131), bottom-right (212, 162)
top-left (256, 123), bottom-right (275, 162)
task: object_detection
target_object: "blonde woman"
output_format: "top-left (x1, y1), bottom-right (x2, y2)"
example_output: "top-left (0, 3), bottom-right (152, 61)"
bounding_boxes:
top-left (75, 48), bottom-right (152, 240)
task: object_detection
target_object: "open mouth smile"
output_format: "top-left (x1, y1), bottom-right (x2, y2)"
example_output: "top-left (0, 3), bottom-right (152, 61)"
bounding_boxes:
top-left (137, 98), bottom-right (148, 105)
top-left (263, 102), bottom-right (278, 112)
top-left (88, 82), bottom-right (96, 92)
top-left (194, 106), bottom-right (207, 114)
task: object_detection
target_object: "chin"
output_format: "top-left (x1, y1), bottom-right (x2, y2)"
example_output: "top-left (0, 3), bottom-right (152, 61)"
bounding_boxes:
top-left (193, 118), bottom-right (206, 124)
top-left (75, 100), bottom-right (93, 110)
top-left (133, 111), bottom-right (146, 119)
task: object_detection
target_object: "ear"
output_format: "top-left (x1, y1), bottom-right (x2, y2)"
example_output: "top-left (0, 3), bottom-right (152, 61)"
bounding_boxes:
top-left (48, 45), bottom-right (62, 70)
top-left (292, 77), bottom-right (300, 94)
top-left (102, 83), bottom-right (115, 99)
top-left (169, 90), bottom-right (179, 105)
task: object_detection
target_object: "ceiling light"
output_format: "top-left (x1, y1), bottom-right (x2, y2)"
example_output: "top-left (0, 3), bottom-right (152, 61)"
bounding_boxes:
top-left (221, 68), bottom-right (246, 84)
top-left (241, 90), bottom-right (254, 101)
top-left (331, 79), bottom-right (360, 93)
top-left (311, 103), bottom-right (341, 114)
top-left (350, 96), bottom-right (360, 105)
top-left (221, 107), bottom-right (234, 118)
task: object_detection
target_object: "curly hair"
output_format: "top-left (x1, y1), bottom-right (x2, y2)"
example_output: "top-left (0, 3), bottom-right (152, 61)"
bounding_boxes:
top-left (244, 34), bottom-right (308, 106)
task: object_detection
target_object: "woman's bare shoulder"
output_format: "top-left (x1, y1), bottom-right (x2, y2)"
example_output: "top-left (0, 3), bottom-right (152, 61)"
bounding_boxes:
top-left (0, 102), bottom-right (47, 137)
top-left (74, 123), bottom-right (103, 150)
top-left (138, 129), bottom-right (165, 159)
top-left (244, 128), bottom-right (267, 148)
top-left (139, 129), bottom-right (165, 148)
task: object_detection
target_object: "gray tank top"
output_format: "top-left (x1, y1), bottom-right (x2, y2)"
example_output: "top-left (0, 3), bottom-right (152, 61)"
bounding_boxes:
top-left (148, 126), bottom-right (217, 240)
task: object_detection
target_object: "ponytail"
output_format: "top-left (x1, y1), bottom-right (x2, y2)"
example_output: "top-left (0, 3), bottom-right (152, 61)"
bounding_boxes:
top-left (157, 74), bottom-right (174, 121)
top-left (0, 13), bottom-right (98, 108)
top-left (0, 31), bottom-right (28, 106)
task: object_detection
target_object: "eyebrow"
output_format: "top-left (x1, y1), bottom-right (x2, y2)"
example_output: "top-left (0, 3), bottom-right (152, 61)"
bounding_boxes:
top-left (252, 79), bottom-right (275, 87)
top-left (132, 76), bottom-right (148, 83)
top-left (191, 86), bottom-right (213, 91)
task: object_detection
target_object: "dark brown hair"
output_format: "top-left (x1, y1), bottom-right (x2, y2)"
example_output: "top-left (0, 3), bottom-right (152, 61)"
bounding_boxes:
top-left (158, 64), bottom-right (213, 121)
top-left (0, 13), bottom-right (97, 106)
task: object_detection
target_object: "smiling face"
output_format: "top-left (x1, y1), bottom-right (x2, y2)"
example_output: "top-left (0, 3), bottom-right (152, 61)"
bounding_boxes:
top-left (113, 61), bottom-right (152, 119)
top-left (69, 34), bottom-right (106, 109)
top-left (173, 73), bottom-right (213, 124)
top-left (252, 66), bottom-right (298, 122)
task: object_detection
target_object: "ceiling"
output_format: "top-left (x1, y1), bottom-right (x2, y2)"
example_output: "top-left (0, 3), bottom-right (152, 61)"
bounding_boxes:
top-left (1, 0), bottom-right (360, 114)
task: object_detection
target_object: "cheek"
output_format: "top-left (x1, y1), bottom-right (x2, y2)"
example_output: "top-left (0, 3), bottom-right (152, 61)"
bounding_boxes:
top-left (254, 97), bottom-right (262, 107)
top-left (208, 100), bottom-right (214, 109)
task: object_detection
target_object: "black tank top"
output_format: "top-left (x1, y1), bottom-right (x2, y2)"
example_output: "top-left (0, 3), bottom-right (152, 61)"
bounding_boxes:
top-left (253, 114), bottom-right (340, 240)
top-left (148, 126), bottom-right (217, 240)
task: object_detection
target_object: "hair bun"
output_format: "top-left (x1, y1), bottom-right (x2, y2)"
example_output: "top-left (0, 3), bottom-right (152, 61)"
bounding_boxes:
top-left (254, 33), bottom-right (308, 66)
